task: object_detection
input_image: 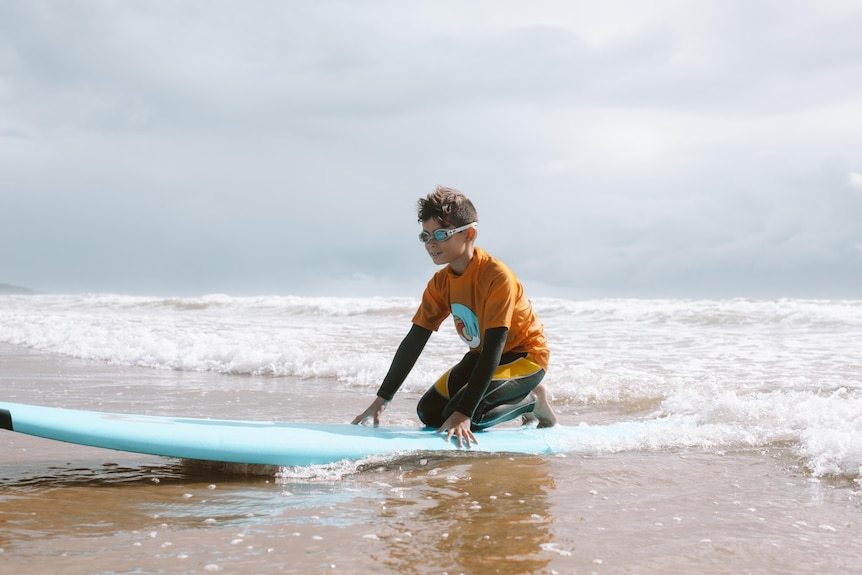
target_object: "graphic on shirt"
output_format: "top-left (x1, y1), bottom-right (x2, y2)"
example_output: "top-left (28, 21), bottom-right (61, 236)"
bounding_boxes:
top-left (452, 303), bottom-right (481, 349)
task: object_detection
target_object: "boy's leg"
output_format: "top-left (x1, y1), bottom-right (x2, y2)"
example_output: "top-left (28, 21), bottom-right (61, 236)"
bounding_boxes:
top-left (529, 383), bottom-right (558, 428)
top-left (444, 354), bottom-right (546, 430)
top-left (416, 352), bottom-right (477, 428)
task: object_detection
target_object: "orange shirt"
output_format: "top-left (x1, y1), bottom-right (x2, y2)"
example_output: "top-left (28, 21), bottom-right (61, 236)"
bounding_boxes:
top-left (412, 247), bottom-right (550, 371)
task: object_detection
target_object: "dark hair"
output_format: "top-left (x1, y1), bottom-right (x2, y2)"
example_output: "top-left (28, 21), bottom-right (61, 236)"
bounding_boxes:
top-left (417, 186), bottom-right (478, 226)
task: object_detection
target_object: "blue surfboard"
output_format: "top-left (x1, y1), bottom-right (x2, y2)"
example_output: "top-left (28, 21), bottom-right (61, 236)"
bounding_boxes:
top-left (0, 401), bottom-right (656, 466)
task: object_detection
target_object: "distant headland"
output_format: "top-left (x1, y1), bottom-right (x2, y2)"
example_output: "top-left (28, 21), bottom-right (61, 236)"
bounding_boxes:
top-left (0, 283), bottom-right (41, 295)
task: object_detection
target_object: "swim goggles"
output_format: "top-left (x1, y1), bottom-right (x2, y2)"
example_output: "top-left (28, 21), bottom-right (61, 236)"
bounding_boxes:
top-left (418, 222), bottom-right (478, 244)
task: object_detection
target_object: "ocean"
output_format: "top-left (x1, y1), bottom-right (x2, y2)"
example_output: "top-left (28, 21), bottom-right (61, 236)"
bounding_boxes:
top-left (1, 294), bottom-right (861, 574)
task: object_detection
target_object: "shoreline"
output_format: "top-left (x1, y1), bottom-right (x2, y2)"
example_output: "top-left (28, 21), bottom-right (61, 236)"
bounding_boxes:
top-left (2, 325), bottom-right (862, 573)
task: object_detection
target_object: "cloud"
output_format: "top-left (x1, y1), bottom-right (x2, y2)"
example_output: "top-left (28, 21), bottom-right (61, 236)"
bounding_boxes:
top-left (2, 1), bottom-right (862, 298)
top-left (850, 173), bottom-right (862, 189)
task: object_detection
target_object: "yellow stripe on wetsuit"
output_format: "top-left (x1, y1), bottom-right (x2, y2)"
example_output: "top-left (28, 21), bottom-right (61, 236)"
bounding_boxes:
top-left (433, 355), bottom-right (543, 399)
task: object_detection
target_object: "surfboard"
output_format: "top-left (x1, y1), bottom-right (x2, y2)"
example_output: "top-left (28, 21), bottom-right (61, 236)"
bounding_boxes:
top-left (0, 401), bottom-right (650, 466)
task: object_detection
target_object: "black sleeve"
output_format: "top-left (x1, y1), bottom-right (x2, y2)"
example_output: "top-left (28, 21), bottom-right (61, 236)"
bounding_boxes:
top-left (454, 326), bottom-right (508, 418)
top-left (375, 324), bottom-right (433, 401)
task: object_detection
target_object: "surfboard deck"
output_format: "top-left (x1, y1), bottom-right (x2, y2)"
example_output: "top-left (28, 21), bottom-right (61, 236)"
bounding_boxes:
top-left (0, 401), bottom-right (645, 466)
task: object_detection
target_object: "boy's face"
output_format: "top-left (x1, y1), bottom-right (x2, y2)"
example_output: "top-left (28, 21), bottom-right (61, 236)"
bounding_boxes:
top-left (420, 219), bottom-right (475, 273)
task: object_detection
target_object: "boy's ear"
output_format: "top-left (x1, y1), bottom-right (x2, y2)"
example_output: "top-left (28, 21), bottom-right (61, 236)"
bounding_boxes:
top-left (467, 227), bottom-right (477, 241)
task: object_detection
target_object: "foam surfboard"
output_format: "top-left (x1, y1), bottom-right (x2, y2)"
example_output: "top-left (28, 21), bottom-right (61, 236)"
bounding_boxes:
top-left (0, 401), bottom-right (651, 466)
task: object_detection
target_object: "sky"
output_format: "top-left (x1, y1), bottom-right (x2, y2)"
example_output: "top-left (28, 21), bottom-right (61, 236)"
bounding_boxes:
top-left (1, 0), bottom-right (861, 299)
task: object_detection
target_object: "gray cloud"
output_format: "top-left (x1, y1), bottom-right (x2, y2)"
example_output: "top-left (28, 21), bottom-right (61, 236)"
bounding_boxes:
top-left (2, 0), bottom-right (861, 297)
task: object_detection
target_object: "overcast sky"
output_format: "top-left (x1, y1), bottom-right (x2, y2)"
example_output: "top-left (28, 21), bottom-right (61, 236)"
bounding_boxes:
top-left (2, 0), bottom-right (861, 299)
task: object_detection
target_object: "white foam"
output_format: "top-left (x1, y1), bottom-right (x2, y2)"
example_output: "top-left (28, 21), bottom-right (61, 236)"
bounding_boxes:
top-left (2, 294), bottom-right (861, 479)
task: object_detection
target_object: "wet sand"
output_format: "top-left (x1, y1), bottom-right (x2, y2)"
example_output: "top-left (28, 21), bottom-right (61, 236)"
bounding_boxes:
top-left (2, 344), bottom-right (861, 574)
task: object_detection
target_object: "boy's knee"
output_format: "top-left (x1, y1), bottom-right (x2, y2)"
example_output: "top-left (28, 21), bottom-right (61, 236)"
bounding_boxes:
top-left (416, 394), bottom-right (447, 428)
top-left (416, 405), bottom-right (444, 428)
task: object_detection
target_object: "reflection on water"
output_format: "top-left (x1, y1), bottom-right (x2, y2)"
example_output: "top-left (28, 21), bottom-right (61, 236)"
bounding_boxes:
top-left (1, 449), bottom-right (559, 575)
top-left (3, 443), bottom-right (862, 575)
top-left (362, 454), bottom-right (556, 574)
top-left (0, 457), bottom-right (375, 537)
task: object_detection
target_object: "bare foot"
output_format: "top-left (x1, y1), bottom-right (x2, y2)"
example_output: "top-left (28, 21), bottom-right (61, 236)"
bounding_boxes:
top-left (531, 383), bottom-right (558, 428)
top-left (521, 413), bottom-right (538, 426)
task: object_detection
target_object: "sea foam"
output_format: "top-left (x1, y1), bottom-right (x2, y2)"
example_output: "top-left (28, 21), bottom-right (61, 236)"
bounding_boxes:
top-left (2, 294), bottom-right (861, 480)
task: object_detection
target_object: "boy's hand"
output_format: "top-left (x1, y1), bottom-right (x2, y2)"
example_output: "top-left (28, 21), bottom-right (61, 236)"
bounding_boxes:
top-left (351, 397), bottom-right (388, 426)
top-left (437, 411), bottom-right (477, 448)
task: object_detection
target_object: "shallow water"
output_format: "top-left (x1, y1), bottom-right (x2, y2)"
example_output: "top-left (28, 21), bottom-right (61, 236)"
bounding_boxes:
top-left (3, 443), bottom-right (861, 573)
top-left (2, 295), bottom-right (862, 573)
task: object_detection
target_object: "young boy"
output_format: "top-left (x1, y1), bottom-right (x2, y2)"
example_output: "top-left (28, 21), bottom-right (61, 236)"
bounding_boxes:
top-left (352, 186), bottom-right (557, 447)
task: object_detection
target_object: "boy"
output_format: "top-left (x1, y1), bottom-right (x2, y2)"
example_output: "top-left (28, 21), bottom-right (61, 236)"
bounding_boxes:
top-left (352, 186), bottom-right (556, 447)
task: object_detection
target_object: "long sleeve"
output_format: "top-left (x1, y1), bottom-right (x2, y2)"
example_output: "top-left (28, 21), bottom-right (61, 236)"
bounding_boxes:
top-left (375, 324), bottom-right (433, 401)
top-left (454, 326), bottom-right (508, 418)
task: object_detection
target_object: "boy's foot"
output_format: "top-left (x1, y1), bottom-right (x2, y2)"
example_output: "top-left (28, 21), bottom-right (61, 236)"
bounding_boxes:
top-left (530, 383), bottom-right (558, 428)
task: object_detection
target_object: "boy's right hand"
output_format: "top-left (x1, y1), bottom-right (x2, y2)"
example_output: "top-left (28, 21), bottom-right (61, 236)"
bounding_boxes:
top-left (351, 396), bottom-right (388, 426)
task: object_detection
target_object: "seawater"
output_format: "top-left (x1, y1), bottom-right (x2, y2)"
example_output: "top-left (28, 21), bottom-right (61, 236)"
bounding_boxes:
top-left (1, 294), bottom-right (860, 481)
top-left (2, 294), bottom-right (862, 574)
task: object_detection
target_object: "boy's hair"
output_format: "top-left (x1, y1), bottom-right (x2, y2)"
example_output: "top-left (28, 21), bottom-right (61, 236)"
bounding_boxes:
top-left (417, 186), bottom-right (478, 227)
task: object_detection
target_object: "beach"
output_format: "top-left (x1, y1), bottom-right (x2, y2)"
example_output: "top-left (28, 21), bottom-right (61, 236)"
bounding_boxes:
top-left (2, 295), bottom-right (861, 574)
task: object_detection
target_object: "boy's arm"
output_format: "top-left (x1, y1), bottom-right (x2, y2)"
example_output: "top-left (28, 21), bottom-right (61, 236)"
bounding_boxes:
top-left (453, 326), bottom-right (508, 418)
top-left (375, 323), bottom-right (433, 401)
top-left (353, 324), bottom-right (432, 426)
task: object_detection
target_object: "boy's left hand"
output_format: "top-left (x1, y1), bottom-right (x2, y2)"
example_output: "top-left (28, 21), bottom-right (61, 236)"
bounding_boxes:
top-left (437, 412), bottom-right (477, 448)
